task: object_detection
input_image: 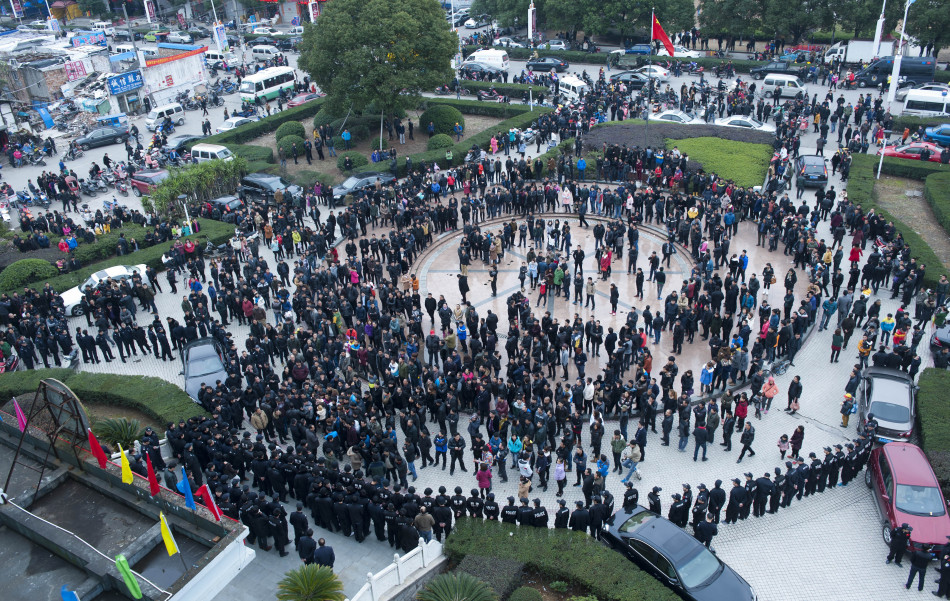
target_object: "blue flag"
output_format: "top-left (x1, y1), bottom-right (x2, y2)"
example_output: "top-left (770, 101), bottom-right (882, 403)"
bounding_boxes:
top-left (61, 586), bottom-right (81, 601)
top-left (180, 466), bottom-right (196, 510)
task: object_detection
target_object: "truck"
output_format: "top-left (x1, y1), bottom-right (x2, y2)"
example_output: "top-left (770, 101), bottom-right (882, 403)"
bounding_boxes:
top-left (822, 40), bottom-right (894, 65)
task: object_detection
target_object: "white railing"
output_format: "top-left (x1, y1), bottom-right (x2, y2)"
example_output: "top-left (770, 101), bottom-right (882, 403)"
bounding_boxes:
top-left (347, 538), bottom-right (444, 601)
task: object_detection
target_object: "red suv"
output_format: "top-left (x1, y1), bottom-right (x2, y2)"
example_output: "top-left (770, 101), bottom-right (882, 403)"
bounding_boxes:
top-left (866, 442), bottom-right (950, 551)
top-left (130, 169), bottom-right (169, 197)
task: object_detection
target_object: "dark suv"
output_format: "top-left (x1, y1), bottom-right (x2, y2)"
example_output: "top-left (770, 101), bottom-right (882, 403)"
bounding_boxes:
top-left (795, 155), bottom-right (828, 189)
top-left (333, 171), bottom-right (396, 201)
top-left (240, 173), bottom-right (303, 204)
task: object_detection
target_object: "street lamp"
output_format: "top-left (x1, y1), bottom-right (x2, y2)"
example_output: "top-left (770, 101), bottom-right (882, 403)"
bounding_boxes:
top-left (877, 0), bottom-right (915, 178)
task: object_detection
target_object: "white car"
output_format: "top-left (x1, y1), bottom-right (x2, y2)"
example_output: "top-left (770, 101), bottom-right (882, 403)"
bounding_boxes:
top-left (493, 37), bottom-right (525, 48)
top-left (215, 116), bottom-right (259, 133)
top-left (61, 264), bottom-right (149, 317)
top-left (545, 40), bottom-right (569, 51)
top-left (166, 31), bottom-right (193, 44)
top-left (713, 115), bottom-right (777, 133)
top-left (635, 65), bottom-right (670, 82)
top-left (252, 26), bottom-right (280, 36)
top-left (654, 109), bottom-right (703, 125)
top-left (896, 82), bottom-right (950, 102)
top-left (657, 45), bottom-right (703, 58)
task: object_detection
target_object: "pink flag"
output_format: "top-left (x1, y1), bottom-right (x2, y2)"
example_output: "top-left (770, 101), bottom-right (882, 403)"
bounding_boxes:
top-left (195, 484), bottom-right (223, 521)
top-left (13, 398), bottom-right (26, 432)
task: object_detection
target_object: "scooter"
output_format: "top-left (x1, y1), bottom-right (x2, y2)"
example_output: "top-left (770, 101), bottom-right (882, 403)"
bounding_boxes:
top-left (79, 203), bottom-right (96, 225)
top-left (115, 179), bottom-right (129, 196)
top-left (78, 179), bottom-right (99, 197)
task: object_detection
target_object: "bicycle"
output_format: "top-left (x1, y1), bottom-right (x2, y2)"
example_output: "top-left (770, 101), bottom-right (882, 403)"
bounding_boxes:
top-left (763, 358), bottom-right (790, 379)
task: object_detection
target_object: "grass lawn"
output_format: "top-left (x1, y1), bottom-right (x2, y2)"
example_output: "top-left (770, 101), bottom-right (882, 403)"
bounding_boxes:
top-left (666, 137), bottom-right (772, 189)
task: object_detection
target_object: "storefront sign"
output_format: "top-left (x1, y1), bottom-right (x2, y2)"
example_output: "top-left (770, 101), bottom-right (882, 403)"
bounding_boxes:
top-left (108, 70), bottom-right (144, 95)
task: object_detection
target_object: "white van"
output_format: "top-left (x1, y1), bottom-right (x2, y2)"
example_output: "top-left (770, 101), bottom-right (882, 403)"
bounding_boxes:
top-left (251, 45), bottom-right (280, 62)
top-left (92, 21), bottom-right (116, 36)
top-left (903, 90), bottom-right (950, 117)
top-left (145, 103), bottom-right (185, 131)
top-left (287, 25), bottom-right (305, 36)
top-left (559, 75), bottom-right (589, 101)
top-left (762, 74), bottom-right (808, 99)
top-left (463, 48), bottom-right (509, 71)
top-left (190, 144), bottom-right (234, 163)
top-left (205, 49), bottom-right (237, 67)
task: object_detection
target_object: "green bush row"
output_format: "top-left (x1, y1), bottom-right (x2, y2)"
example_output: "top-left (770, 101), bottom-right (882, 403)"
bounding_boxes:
top-left (1, 218), bottom-right (234, 296)
top-left (195, 98), bottom-right (326, 147)
top-left (445, 519), bottom-right (680, 601)
top-left (420, 97), bottom-right (540, 118)
top-left (847, 154), bottom-right (947, 289)
top-left (0, 259), bottom-right (59, 291)
top-left (464, 80), bottom-right (549, 98)
top-left (228, 144), bottom-right (275, 164)
top-left (924, 172), bottom-right (950, 239)
top-left (916, 368), bottom-right (950, 497)
top-left (456, 555), bottom-right (523, 600)
top-left (935, 71), bottom-right (950, 84)
top-left (890, 115), bottom-right (950, 134)
top-left (0, 369), bottom-right (207, 425)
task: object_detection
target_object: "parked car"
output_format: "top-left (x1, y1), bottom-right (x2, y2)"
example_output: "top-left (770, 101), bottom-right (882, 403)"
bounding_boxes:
top-left (182, 337), bottom-right (228, 401)
top-left (287, 92), bottom-right (323, 107)
top-left (144, 30), bottom-right (169, 42)
top-left (544, 40), bottom-right (569, 51)
top-left (166, 31), bottom-right (193, 44)
top-left (857, 366), bottom-right (918, 443)
top-left (130, 169), bottom-right (169, 197)
top-left (897, 82), bottom-right (950, 102)
top-left (601, 506), bottom-right (756, 601)
top-left (493, 37), bottom-right (525, 48)
top-left (206, 195), bottom-right (243, 217)
top-left (187, 26), bottom-right (211, 39)
top-left (459, 62), bottom-right (503, 79)
top-left (75, 126), bottom-right (129, 150)
top-left (611, 44), bottom-right (652, 55)
top-left (250, 36), bottom-right (277, 47)
top-left (795, 154), bottom-right (828, 189)
top-left (215, 116), bottom-right (259, 134)
top-left (930, 322), bottom-right (950, 351)
top-left (241, 173), bottom-right (303, 203)
top-left (654, 109), bottom-right (703, 124)
top-left (164, 134), bottom-right (203, 153)
top-left (657, 44), bottom-right (703, 58)
top-left (464, 16), bottom-right (490, 29)
top-left (333, 171), bottom-right (397, 201)
top-left (877, 141), bottom-right (944, 162)
top-left (276, 36), bottom-right (301, 51)
top-left (252, 26), bottom-right (281, 36)
top-left (713, 115), bottom-right (777, 133)
top-left (924, 124), bottom-right (950, 147)
top-left (749, 60), bottom-right (805, 79)
top-left (526, 56), bottom-right (569, 72)
top-left (866, 442), bottom-right (950, 551)
top-left (113, 29), bottom-right (143, 41)
top-left (634, 65), bottom-right (671, 82)
top-left (609, 71), bottom-right (650, 89)
top-left (60, 264), bottom-right (149, 316)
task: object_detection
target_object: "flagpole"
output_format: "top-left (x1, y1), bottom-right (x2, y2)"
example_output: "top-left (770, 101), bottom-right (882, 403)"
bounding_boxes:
top-left (646, 8), bottom-right (654, 135)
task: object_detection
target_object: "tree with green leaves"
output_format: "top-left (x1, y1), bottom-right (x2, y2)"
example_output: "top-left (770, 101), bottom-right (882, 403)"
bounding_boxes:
top-left (471, 0), bottom-right (535, 28)
top-left (762, 0), bottom-right (822, 43)
top-left (78, 0), bottom-right (108, 18)
top-left (826, 0), bottom-right (903, 39)
top-left (699, 0), bottom-right (762, 38)
top-left (906, 0), bottom-right (950, 56)
top-left (299, 0), bottom-right (458, 118)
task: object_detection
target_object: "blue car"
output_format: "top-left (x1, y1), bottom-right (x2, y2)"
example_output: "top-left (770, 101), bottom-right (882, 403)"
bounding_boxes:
top-left (925, 124), bottom-right (950, 147)
top-left (613, 44), bottom-right (652, 55)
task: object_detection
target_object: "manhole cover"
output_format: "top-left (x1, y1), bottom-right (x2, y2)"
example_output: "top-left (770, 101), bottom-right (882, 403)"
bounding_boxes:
top-left (906, 190), bottom-right (923, 197)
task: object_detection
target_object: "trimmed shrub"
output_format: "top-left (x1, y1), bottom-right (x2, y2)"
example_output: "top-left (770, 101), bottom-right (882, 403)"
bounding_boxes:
top-left (313, 110), bottom-right (339, 128)
top-left (918, 368), bottom-right (950, 498)
top-left (0, 259), bottom-right (59, 290)
top-left (336, 151), bottom-right (368, 172)
top-left (549, 582), bottom-right (569, 593)
top-left (277, 135), bottom-right (307, 159)
top-left (201, 98), bottom-right (325, 146)
top-left (0, 369), bottom-right (207, 425)
top-left (456, 555), bottom-right (520, 600)
top-left (445, 518), bottom-right (680, 601)
top-left (418, 104), bottom-right (465, 136)
top-left (228, 144), bottom-right (275, 163)
top-left (418, 573), bottom-right (497, 601)
top-left (369, 136), bottom-right (389, 151)
top-left (421, 97), bottom-right (536, 118)
top-left (275, 121), bottom-right (307, 142)
top-left (925, 172), bottom-right (950, 235)
top-left (427, 134), bottom-right (455, 151)
top-left (509, 587), bottom-right (543, 601)
top-left (291, 170), bottom-right (336, 189)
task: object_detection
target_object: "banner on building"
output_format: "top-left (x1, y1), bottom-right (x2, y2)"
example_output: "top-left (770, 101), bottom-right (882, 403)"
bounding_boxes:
top-left (214, 23), bottom-right (229, 53)
top-left (308, 1), bottom-right (320, 21)
top-left (71, 32), bottom-right (107, 48)
top-left (9, 0), bottom-right (23, 19)
top-left (177, 11), bottom-right (186, 29)
top-left (65, 61), bottom-right (87, 81)
top-left (145, 0), bottom-right (156, 23)
top-left (108, 71), bottom-right (144, 95)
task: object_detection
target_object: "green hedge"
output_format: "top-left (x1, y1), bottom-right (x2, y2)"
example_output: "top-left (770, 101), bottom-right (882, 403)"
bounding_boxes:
top-left (445, 518), bottom-right (679, 601)
top-left (847, 154), bottom-right (948, 289)
top-left (427, 133), bottom-right (455, 151)
top-left (228, 144), bottom-right (275, 164)
top-left (464, 80), bottom-right (549, 98)
top-left (917, 368), bottom-right (950, 497)
top-left (0, 369), bottom-right (207, 425)
top-left (0, 259), bottom-right (59, 290)
top-left (337, 151), bottom-right (369, 172)
top-left (508, 587), bottom-right (542, 601)
top-left (1, 218), bottom-right (234, 296)
top-left (421, 97), bottom-right (536, 118)
top-left (935, 71), bottom-right (950, 84)
top-left (456, 555), bottom-right (523, 600)
top-left (891, 115), bottom-right (950, 134)
top-left (668, 137), bottom-right (772, 188)
top-left (277, 135), bottom-right (307, 158)
top-left (275, 121), bottom-right (307, 142)
top-left (200, 98), bottom-right (325, 147)
top-left (925, 171), bottom-right (950, 236)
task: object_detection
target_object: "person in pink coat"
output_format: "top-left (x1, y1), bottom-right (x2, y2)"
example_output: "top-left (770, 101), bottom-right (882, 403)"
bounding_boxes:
top-left (476, 463), bottom-right (492, 498)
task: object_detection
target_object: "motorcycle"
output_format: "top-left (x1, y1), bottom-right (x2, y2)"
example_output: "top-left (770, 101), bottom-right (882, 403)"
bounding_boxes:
top-left (90, 177), bottom-right (111, 193)
top-left (103, 197), bottom-right (126, 212)
top-left (31, 191), bottom-right (51, 208)
top-left (78, 178), bottom-right (99, 197)
top-left (27, 152), bottom-right (47, 167)
top-left (115, 179), bottom-right (129, 196)
top-left (477, 89), bottom-right (507, 102)
top-left (63, 146), bottom-right (84, 161)
top-left (78, 203), bottom-right (96, 225)
top-left (0, 199), bottom-right (11, 223)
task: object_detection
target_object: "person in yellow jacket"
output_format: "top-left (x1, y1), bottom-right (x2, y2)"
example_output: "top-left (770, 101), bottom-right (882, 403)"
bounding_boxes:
top-left (857, 336), bottom-right (872, 369)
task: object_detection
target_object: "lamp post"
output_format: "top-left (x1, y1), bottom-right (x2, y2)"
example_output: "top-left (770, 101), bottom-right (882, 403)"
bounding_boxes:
top-left (877, 0), bottom-right (914, 178)
top-left (178, 194), bottom-right (191, 224)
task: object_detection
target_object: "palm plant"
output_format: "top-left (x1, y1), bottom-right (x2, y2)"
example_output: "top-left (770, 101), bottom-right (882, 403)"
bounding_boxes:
top-left (276, 565), bottom-right (345, 601)
top-left (417, 572), bottom-right (497, 601)
top-left (92, 417), bottom-right (145, 450)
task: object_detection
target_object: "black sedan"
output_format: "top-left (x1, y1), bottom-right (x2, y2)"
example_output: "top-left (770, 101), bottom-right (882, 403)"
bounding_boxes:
top-left (75, 126), bottom-right (129, 150)
top-left (276, 36), bottom-right (301, 51)
top-left (526, 56), bottom-right (569, 73)
top-left (795, 155), bottom-right (828, 189)
top-left (609, 71), bottom-right (650, 90)
top-left (931, 323), bottom-right (950, 351)
top-left (459, 62), bottom-right (503, 79)
top-left (333, 171), bottom-right (396, 200)
top-left (241, 173), bottom-right (303, 204)
top-left (188, 26), bottom-right (211, 39)
top-left (601, 506), bottom-right (756, 601)
top-left (250, 36), bottom-right (277, 46)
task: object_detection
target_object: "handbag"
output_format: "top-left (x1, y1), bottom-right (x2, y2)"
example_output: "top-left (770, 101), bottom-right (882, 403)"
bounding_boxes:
top-left (771, 276), bottom-right (777, 284)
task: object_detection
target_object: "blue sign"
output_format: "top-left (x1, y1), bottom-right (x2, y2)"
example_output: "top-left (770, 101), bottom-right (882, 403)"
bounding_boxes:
top-left (108, 70), bottom-right (144, 95)
top-left (72, 31), bottom-right (107, 47)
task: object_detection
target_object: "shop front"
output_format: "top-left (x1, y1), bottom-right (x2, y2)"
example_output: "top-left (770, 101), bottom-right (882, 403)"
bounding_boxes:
top-left (108, 70), bottom-right (144, 115)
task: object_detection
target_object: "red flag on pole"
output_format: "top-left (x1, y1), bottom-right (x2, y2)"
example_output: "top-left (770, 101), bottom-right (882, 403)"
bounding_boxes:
top-left (145, 453), bottom-right (161, 496)
top-left (87, 428), bottom-right (108, 468)
top-left (652, 16), bottom-right (675, 56)
top-left (194, 484), bottom-right (223, 521)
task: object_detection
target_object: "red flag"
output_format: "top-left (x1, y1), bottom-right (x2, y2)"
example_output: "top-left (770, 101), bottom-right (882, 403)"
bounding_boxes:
top-left (87, 428), bottom-right (108, 469)
top-left (195, 484), bottom-right (223, 521)
top-left (145, 453), bottom-right (161, 496)
top-left (652, 16), bottom-right (675, 57)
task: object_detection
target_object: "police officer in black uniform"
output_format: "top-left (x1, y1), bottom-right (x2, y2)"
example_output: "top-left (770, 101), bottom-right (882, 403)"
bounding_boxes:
top-left (569, 500), bottom-right (590, 531)
top-left (694, 513), bottom-right (719, 549)
top-left (691, 484), bottom-right (709, 531)
top-left (724, 478), bottom-right (746, 524)
top-left (648, 486), bottom-right (662, 514)
top-left (501, 496), bottom-right (519, 524)
top-left (668, 493), bottom-right (688, 528)
top-left (770, 467), bottom-right (783, 514)
top-left (887, 523), bottom-right (912, 566)
top-left (484, 493), bottom-right (500, 520)
top-left (554, 499), bottom-right (570, 528)
top-left (532, 498), bottom-right (549, 527)
top-left (806, 452), bottom-right (822, 496)
top-left (517, 497), bottom-right (534, 525)
top-left (622, 481), bottom-right (639, 511)
top-left (740, 473), bottom-right (756, 520)
top-left (708, 480), bottom-right (726, 523)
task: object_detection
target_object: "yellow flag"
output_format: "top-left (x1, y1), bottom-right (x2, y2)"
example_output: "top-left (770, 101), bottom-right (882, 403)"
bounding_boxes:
top-left (118, 444), bottom-right (133, 484)
top-left (159, 512), bottom-right (179, 556)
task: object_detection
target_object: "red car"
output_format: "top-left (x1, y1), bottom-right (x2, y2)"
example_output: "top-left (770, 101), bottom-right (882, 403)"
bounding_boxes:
top-left (130, 169), bottom-right (169, 197)
top-left (287, 92), bottom-right (324, 107)
top-left (866, 442), bottom-right (950, 552)
top-left (877, 141), bottom-right (944, 162)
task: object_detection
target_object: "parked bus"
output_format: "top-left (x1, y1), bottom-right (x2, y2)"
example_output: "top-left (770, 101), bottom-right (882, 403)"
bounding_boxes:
top-left (902, 89), bottom-right (950, 117)
top-left (239, 66), bottom-right (297, 102)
